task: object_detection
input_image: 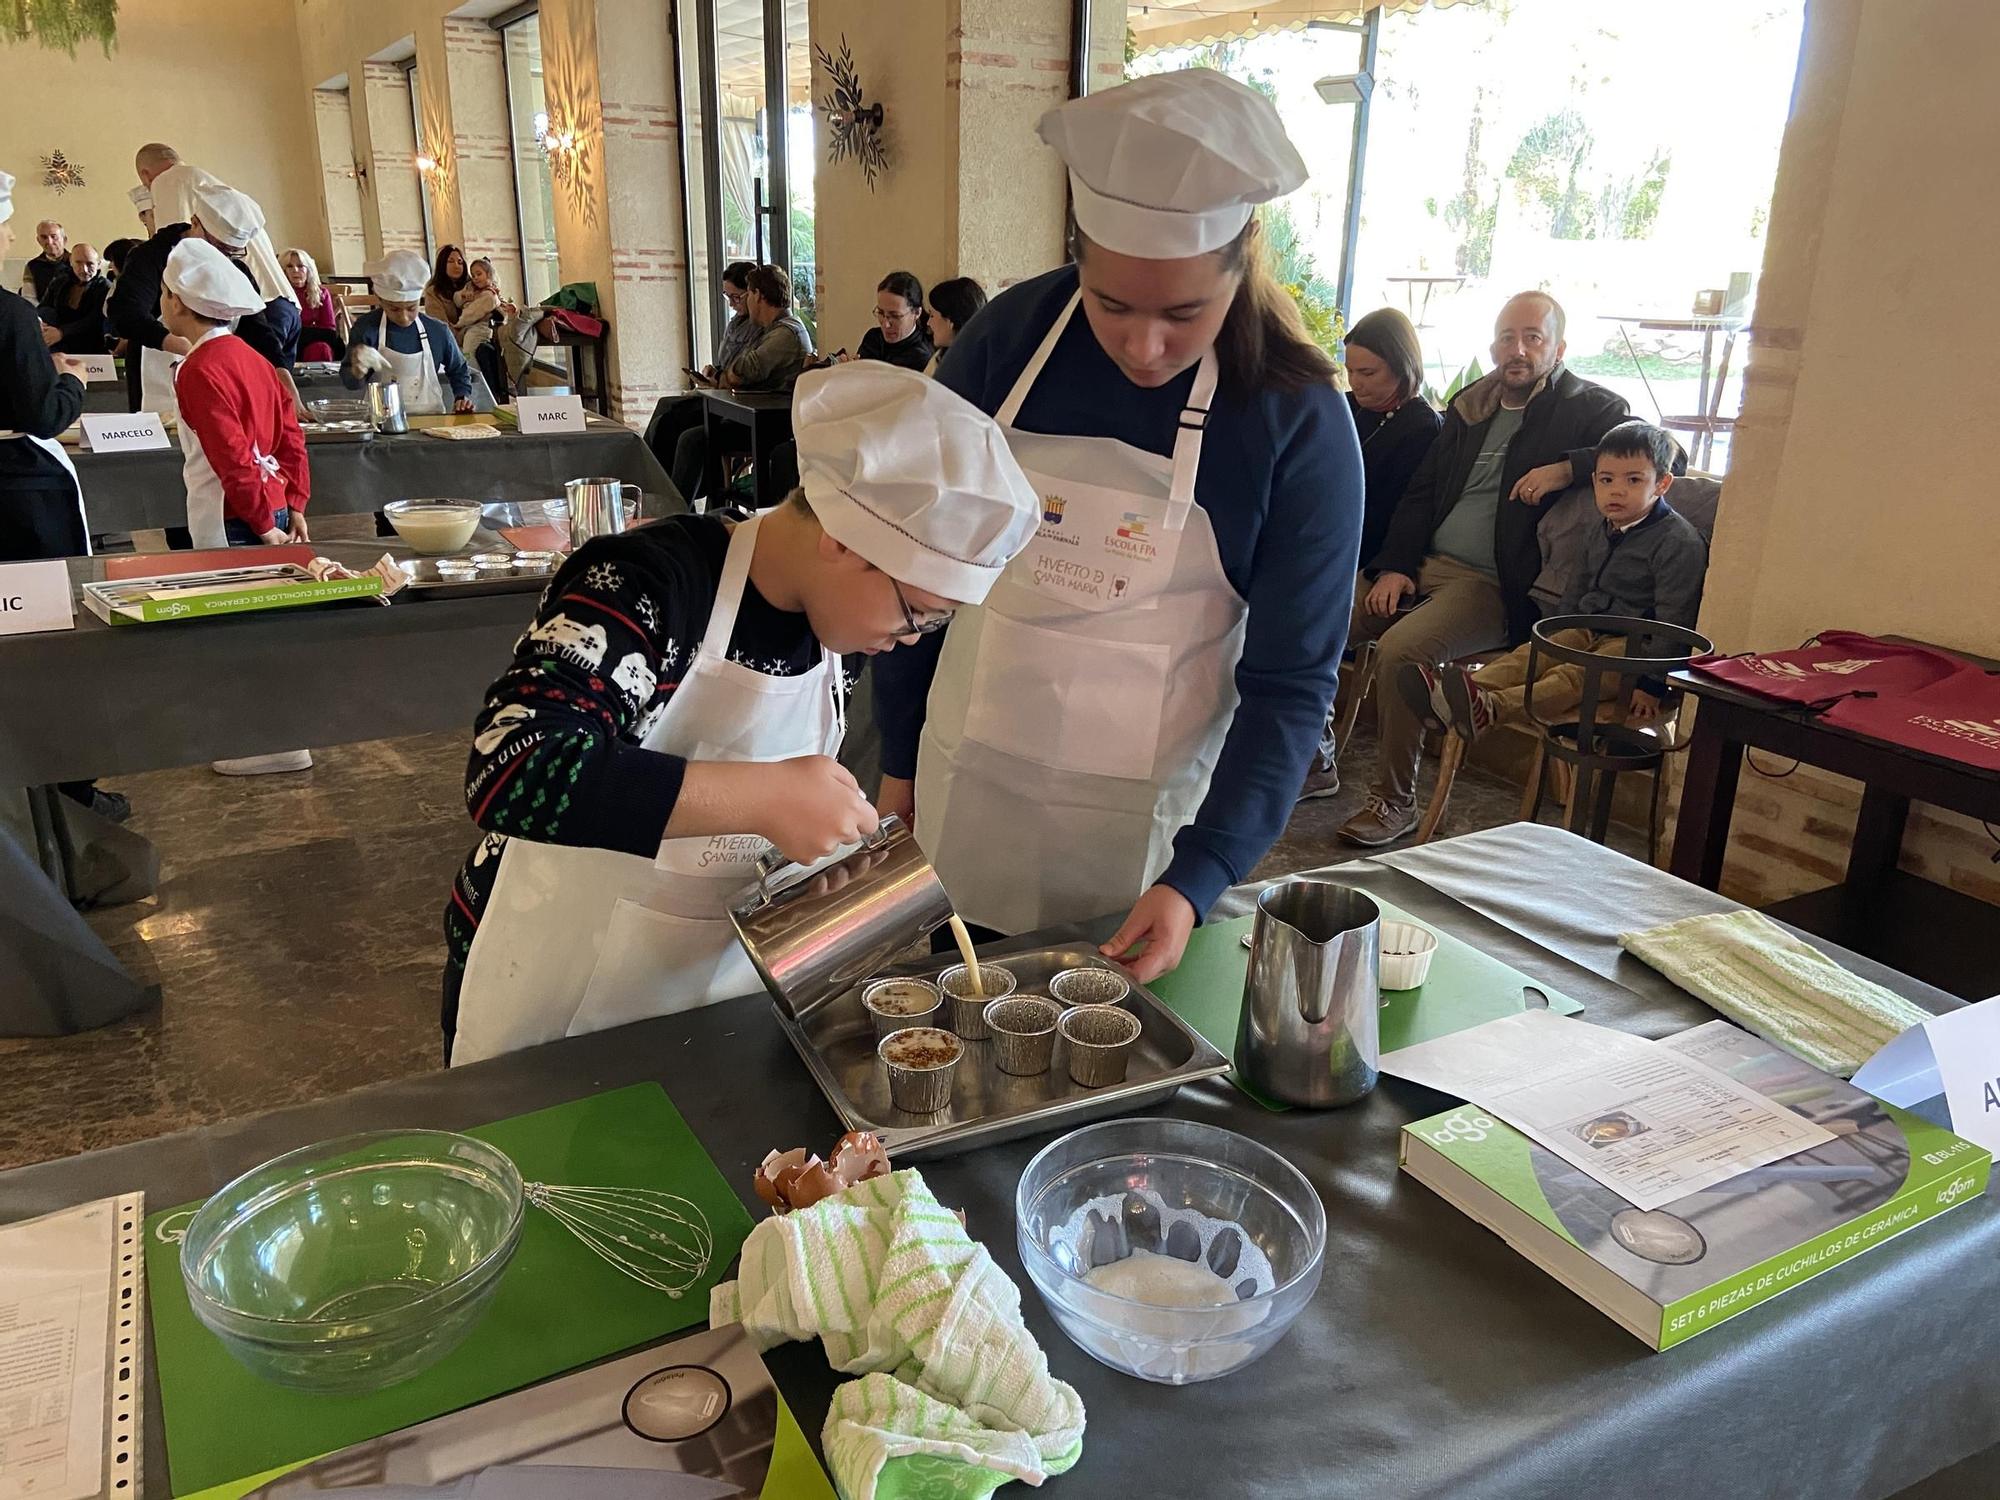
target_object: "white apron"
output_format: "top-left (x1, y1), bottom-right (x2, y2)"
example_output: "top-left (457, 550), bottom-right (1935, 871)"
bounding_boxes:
top-left (915, 293), bottom-right (1249, 934)
top-left (0, 431), bottom-right (88, 556)
top-left (452, 513), bottom-right (846, 1065)
top-left (139, 345), bottom-right (183, 418)
top-left (373, 313), bottom-right (447, 415)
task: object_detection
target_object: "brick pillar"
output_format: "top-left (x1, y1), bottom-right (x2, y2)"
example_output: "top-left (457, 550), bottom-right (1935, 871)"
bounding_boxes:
top-left (313, 87), bottom-right (367, 275)
top-left (361, 61), bottom-right (426, 260)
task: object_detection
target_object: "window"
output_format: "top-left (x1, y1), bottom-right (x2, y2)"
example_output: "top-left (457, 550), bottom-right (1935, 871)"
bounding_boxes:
top-left (502, 10), bottom-right (562, 306)
top-left (402, 59), bottom-right (435, 257)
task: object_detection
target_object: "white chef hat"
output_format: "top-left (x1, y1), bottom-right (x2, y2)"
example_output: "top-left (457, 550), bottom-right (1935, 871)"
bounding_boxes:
top-left (793, 364), bottom-right (1038, 605)
top-left (1037, 68), bottom-right (1307, 259)
top-left (0, 170), bottom-right (14, 226)
top-left (192, 181), bottom-right (266, 249)
top-left (164, 237), bottom-right (267, 320)
top-left (368, 250), bottom-right (430, 303)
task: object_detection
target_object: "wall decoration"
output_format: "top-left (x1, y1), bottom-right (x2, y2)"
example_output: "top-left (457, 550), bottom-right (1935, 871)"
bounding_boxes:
top-left (815, 35), bottom-right (887, 192)
top-left (40, 149), bottom-right (86, 195)
top-left (2, 0), bottom-right (119, 55)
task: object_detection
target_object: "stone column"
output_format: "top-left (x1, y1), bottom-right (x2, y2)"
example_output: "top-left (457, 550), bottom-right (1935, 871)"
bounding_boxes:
top-left (361, 60), bottom-right (427, 261)
top-left (313, 86), bottom-right (367, 275)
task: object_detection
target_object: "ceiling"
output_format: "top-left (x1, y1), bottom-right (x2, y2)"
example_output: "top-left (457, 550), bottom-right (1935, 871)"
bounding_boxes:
top-left (1126, 0), bottom-right (1465, 54)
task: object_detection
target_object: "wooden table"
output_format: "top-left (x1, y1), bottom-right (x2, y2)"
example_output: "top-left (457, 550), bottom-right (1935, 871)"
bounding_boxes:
top-left (1668, 651), bottom-right (2000, 998)
top-left (700, 388), bottom-right (794, 508)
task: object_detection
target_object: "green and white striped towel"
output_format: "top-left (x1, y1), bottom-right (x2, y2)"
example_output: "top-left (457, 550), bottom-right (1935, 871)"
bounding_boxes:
top-left (1618, 908), bottom-right (1933, 1076)
top-left (711, 1168), bottom-right (1084, 1500)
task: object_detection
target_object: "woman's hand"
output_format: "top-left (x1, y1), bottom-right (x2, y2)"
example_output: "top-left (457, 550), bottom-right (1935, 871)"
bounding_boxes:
top-left (1366, 571), bottom-right (1416, 618)
top-left (1101, 885), bottom-right (1198, 985)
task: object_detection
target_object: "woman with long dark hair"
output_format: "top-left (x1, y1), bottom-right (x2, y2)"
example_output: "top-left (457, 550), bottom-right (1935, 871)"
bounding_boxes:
top-left (873, 69), bottom-right (1363, 983)
top-left (423, 244), bottom-right (469, 327)
top-left (853, 269), bottom-right (933, 371)
top-left (926, 276), bottom-right (986, 371)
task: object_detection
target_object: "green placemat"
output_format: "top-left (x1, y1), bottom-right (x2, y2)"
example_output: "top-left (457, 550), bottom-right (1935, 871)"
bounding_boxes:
top-left (147, 1083), bottom-right (755, 1497)
top-left (1149, 903), bottom-right (1584, 1111)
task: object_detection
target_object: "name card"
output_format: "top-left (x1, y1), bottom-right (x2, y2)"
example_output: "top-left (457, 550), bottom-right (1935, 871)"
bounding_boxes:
top-left (79, 354), bottom-right (119, 383)
top-left (0, 560), bottom-right (77, 636)
top-left (1854, 996), bottom-right (2000, 1155)
top-left (80, 413), bottom-right (172, 453)
top-left (515, 395), bottom-right (585, 434)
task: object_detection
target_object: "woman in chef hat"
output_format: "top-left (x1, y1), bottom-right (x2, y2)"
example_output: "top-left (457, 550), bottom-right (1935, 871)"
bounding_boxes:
top-left (874, 67), bottom-right (1365, 983)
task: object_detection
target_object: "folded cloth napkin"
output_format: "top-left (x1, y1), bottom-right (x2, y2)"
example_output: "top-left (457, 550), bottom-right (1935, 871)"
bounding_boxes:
top-left (711, 1168), bottom-right (1084, 1500)
top-left (1618, 908), bottom-right (1934, 1076)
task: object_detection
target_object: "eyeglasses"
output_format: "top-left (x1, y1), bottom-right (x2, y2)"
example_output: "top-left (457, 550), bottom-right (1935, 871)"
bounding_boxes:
top-left (890, 577), bottom-right (954, 637)
top-left (874, 306), bottom-right (916, 324)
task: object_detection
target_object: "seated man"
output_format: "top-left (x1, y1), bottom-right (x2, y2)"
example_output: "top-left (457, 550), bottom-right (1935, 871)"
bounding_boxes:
top-left (20, 218), bottom-right (67, 301)
top-left (1335, 290), bottom-right (1629, 846)
top-left (1399, 420), bottom-right (1707, 743)
top-left (671, 263), bottom-right (814, 505)
top-left (645, 259), bottom-right (757, 473)
top-left (37, 242), bottom-right (112, 353)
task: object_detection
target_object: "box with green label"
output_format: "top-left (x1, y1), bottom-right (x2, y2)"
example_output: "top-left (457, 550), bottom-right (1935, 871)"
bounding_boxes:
top-left (1399, 1021), bottom-right (1991, 1349)
top-left (82, 564), bottom-right (383, 624)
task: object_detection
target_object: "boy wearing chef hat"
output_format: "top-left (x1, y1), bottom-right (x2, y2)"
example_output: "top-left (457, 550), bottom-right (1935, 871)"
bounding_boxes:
top-left (443, 362), bottom-right (1040, 1065)
top-left (874, 67), bottom-right (1365, 984)
top-left (342, 249), bottom-right (475, 413)
top-left (161, 237), bottom-right (310, 550)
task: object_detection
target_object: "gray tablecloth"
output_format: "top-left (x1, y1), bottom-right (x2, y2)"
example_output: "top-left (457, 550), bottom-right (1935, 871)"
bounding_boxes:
top-left (72, 417), bottom-right (675, 534)
top-left (1, 825), bottom-right (1992, 1498)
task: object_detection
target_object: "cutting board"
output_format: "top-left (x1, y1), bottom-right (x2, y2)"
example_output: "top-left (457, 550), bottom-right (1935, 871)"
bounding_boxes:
top-left (146, 1083), bottom-right (754, 1497)
top-left (1148, 902), bottom-right (1583, 1111)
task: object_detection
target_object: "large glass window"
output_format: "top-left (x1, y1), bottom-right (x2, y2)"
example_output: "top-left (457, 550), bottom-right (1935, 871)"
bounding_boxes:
top-left (502, 11), bottom-right (562, 306)
top-left (403, 60), bottom-right (435, 257)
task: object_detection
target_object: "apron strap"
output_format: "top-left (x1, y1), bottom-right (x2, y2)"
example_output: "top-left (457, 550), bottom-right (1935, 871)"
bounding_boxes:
top-left (995, 292), bottom-right (1080, 429)
top-left (696, 512), bottom-right (761, 662)
top-left (1165, 348), bottom-right (1218, 532)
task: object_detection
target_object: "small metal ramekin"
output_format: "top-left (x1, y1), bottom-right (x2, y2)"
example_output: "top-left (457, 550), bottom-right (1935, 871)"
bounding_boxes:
top-left (983, 997), bottom-right (1061, 1076)
top-left (938, 963), bottom-right (1016, 1039)
top-left (878, 1026), bottom-right (965, 1114)
top-left (1049, 967), bottom-right (1131, 1008)
top-left (1059, 1005), bottom-right (1141, 1088)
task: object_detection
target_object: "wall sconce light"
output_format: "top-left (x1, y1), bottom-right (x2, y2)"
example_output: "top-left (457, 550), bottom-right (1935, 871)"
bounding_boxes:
top-left (346, 159), bottom-right (370, 189)
top-left (539, 118), bottom-right (578, 183)
top-left (415, 151), bottom-right (438, 173)
top-left (815, 35), bottom-right (888, 192)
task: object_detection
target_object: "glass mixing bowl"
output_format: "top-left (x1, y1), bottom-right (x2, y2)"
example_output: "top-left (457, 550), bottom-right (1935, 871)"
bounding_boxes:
top-left (383, 499), bottom-right (484, 554)
top-left (1016, 1118), bottom-right (1325, 1385)
top-left (180, 1130), bottom-right (524, 1393)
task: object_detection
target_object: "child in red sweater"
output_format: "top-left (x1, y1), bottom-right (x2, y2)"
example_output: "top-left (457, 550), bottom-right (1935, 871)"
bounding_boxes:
top-left (162, 238), bottom-right (309, 547)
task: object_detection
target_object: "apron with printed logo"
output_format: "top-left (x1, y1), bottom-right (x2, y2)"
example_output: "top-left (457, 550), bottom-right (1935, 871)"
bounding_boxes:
top-left (452, 513), bottom-right (846, 1065)
top-left (915, 293), bottom-right (1248, 934)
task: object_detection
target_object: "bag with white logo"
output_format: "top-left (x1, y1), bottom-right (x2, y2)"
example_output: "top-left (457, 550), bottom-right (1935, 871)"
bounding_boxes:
top-left (1688, 630), bottom-right (1967, 711)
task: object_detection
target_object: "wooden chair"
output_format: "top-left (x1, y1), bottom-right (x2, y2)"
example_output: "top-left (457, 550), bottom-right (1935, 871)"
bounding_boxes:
top-left (547, 320), bottom-right (611, 416)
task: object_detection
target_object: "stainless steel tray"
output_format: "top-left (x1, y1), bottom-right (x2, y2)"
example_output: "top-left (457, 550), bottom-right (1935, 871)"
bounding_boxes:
top-left (397, 556), bottom-right (554, 600)
top-left (772, 945), bottom-right (1231, 1159)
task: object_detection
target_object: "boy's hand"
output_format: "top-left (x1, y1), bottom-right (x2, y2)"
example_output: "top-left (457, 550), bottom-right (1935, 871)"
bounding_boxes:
top-left (1510, 460), bottom-right (1572, 505)
top-left (1628, 687), bottom-right (1665, 723)
top-left (756, 756), bottom-right (879, 866)
top-left (286, 511), bottom-right (311, 544)
top-left (1366, 571), bottom-right (1415, 617)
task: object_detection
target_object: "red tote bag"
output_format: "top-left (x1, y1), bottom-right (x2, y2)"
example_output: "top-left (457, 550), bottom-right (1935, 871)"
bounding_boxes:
top-left (1827, 664), bottom-right (2000, 770)
top-left (1688, 631), bottom-right (1968, 711)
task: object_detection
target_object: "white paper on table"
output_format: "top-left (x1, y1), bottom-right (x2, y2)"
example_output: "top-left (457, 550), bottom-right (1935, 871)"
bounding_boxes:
top-left (0, 1200), bottom-right (120, 1500)
top-left (1853, 995), bottom-right (2000, 1155)
top-left (1382, 1009), bottom-right (1835, 1210)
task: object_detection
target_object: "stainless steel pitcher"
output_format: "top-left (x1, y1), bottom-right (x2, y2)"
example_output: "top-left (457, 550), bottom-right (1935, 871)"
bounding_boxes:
top-left (564, 477), bottom-right (640, 550)
top-left (1236, 879), bottom-right (1381, 1108)
top-left (366, 378), bottom-right (407, 434)
top-left (728, 816), bottom-right (953, 1021)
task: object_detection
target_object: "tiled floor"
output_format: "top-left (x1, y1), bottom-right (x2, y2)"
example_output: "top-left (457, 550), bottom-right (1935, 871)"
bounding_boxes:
top-left (0, 721), bottom-right (1637, 1171)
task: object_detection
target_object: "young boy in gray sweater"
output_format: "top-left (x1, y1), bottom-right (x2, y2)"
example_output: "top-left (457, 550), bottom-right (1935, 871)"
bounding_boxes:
top-left (1401, 420), bottom-right (1707, 739)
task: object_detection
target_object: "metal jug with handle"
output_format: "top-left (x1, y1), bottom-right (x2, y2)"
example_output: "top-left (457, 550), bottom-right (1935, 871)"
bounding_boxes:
top-left (564, 477), bottom-right (640, 550)
top-left (367, 378), bottom-right (407, 434)
top-left (729, 815), bottom-right (953, 1022)
top-left (1236, 878), bottom-right (1381, 1108)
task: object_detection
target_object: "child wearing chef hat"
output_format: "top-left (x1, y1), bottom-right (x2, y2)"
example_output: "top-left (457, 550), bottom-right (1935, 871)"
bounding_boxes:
top-left (341, 249), bottom-right (475, 412)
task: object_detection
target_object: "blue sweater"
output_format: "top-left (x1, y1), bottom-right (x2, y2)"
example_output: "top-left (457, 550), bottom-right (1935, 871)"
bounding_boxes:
top-left (876, 264), bottom-right (1363, 918)
top-left (342, 309), bottom-right (474, 400)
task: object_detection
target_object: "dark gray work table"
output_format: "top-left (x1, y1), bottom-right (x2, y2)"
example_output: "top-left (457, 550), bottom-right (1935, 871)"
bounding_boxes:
top-left (2, 824), bottom-right (1992, 1499)
top-left (69, 414), bottom-right (674, 534)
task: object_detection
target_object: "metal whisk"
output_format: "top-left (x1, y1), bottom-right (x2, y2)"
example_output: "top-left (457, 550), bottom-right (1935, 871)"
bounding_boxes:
top-left (523, 1182), bottom-right (714, 1298)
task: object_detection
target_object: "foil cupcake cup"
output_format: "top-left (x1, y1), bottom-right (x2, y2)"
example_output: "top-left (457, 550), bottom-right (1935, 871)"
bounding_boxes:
top-left (938, 963), bottom-right (1016, 1039)
top-left (1059, 1004), bottom-right (1141, 1088)
top-left (1049, 966), bottom-right (1131, 1009)
top-left (878, 1026), bottom-right (964, 1114)
top-left (862, 978), bottom-right (943, 1043)
top-left (983, 997), bottom-right (1061, 1076)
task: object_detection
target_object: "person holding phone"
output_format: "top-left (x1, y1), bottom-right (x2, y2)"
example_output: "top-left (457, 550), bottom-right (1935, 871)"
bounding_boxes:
top-left (669, 265), bottom-right (815, 506)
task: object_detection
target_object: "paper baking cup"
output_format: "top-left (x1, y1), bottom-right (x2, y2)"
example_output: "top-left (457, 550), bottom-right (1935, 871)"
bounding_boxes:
top-left (983, 997), bottom-right (1061, 1076)
top-left (1049, 967), bottom-right (1131, 1008)
top-left (862, 978), bottom-right (943, 1043)
top-left (938, 963), bottom-right (1016, 1039)
top-left (1378, 920), bottom-right (1440, 990)
top-left (1059, 1005), bottom-right (1141, 1088)
top-left (878, 1027), bottom-right (964, 1114)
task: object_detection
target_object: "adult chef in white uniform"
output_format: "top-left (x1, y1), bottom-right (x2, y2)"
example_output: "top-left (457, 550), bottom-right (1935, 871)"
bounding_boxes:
top-left (874, 68), bottom-right (1365, 983)
top-left (343, 250), bottom-right (476, 414)
top-left (445, 365), bottom-right (1040, 1065)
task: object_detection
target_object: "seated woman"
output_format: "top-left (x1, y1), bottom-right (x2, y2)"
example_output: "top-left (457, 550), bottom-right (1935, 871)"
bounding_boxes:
top-left (37, 243), bottom-right (112, 354)
top-left (671, 264), bottom-right (814, 505)
top-left (824, 270), bottom-right (933, 373)
top-left (453, 257), bottom-right (543, 400)
top-left (925, 276), bottom-right (986, 373)
top-left (645, 260), bottom-right (757, 475)
top-left (342, 250), bottom-right (475, 414)
top-left (423, 245), bottom-right (470, 329)
top-left (282, 247), bottom-right (344, 363)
